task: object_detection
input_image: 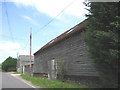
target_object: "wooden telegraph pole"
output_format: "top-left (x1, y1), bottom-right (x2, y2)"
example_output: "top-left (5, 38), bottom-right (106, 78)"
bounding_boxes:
top-left (16, 52), bottom-right (19, 72)
top-left (30, 27), bottom-right (32, 76)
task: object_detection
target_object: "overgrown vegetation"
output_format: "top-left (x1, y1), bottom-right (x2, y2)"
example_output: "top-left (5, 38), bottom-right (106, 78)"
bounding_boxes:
top-left (2, 57), bottom-right (17, 72)
top-left (83, 2), bottom-right (119, 88)
top-left (21, 74), bottom-right (87, 88)
top-left (56, 60), bottom-right (66, 81)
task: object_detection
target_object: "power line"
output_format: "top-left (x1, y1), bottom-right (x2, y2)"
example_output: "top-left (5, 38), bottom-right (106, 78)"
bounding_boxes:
top-left (35, 0), bottom-right (77, 34)
top-left (22, 38), bottom-right (29, 50)
top-left (4, 2), bottom-right (29, 52)
top-left (22, 0), bottom-right (77, 54)
top-left (0, 34), bottom-right (27, 40)
top-left (3, 0), bottom-right (77, 54)
top-left (4, 2), bottom-right (14, 43)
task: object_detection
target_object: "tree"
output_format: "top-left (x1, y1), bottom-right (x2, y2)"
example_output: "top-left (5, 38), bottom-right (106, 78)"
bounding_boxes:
top-left (83, 2), bottom-right (119, 88)
top-left (0, 64), bottom-right (2, 71)
top-left (2, 57), bottom-right (17, 72)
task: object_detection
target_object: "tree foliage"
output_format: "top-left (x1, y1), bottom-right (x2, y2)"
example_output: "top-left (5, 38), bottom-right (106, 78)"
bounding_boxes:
top-left (2, 57), bottom-right (17, 71)
top-left (83, 2), bottom-right (119, 88)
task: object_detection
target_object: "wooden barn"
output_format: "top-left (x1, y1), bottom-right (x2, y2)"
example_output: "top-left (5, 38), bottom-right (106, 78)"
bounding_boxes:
top-left (33, 20), bottom-right (99, 79)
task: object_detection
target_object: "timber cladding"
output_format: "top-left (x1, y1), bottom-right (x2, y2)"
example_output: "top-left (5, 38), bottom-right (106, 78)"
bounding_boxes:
top-left (33, 20), bottom-right (99, 77)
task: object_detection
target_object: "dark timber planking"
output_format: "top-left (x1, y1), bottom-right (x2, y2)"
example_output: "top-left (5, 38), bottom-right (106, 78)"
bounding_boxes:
top-left (33, 20), bottom-right (99, 77)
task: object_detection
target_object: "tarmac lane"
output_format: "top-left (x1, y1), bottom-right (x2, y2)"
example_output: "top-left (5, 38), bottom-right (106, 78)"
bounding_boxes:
top-left (1, 72), bottom-right (37, 89)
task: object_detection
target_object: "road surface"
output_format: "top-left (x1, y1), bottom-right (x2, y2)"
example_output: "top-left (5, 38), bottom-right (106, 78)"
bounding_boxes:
top-left (1, 72), bottom-right (37, 89)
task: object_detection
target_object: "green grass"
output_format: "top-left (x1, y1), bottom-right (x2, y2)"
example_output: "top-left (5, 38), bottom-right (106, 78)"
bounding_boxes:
top-left (21, 74), bottom-right (87, 88)
top-left (2, 70), bottom-right (7, 72)
top-left (13, 72), bottom-right (21, 74)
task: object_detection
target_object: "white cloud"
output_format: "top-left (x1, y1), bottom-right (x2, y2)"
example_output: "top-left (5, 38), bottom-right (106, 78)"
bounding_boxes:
top-left (0, 41), bottom-right (29, 63)
top-left (18, 50), bottom-right (29, 55)
top-left (0, 41), bottom-right (20, 51)
top-left (12, 0), bottom-right (88, 18)
top-left (22, 15), bottom-right (40, 26)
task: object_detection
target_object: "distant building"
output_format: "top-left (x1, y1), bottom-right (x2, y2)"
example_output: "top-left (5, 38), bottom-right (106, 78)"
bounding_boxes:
top-left (33, 20), bottom-right (99, 78)
top-left (17, 55), bottom-right (34, 75)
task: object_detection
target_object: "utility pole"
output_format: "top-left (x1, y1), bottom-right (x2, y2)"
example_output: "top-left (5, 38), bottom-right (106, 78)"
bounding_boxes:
top-left (16, 52), bottom-right (19, 72)
top-left (30, 27), bottom-right (32, 76)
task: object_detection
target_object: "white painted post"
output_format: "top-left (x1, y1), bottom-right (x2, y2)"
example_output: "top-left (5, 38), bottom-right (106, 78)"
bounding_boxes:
top-left (23, 66), bottom-right (25, 74)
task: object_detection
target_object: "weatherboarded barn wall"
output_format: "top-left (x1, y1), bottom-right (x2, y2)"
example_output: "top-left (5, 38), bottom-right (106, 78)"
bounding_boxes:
top-left (33, 20), bottom-right (99, 77)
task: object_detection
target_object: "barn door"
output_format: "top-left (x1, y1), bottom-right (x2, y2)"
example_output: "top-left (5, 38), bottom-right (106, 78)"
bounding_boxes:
top-left (48, 60), bottom-right (58, 79)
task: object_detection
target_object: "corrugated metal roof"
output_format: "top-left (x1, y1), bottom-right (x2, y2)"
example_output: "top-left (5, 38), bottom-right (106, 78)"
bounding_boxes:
top-left (34, 19), bottom-right (87, 55)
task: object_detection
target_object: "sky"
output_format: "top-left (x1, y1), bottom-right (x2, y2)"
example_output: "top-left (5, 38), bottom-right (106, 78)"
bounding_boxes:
top-left (0, 0), bottom-right (88, 63)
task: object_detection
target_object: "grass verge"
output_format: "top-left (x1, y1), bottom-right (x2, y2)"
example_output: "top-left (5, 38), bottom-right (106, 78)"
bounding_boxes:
top-left (1, 70), bottom-right (7, 72)
top-left (21, 74), bottom-right (87, 88)
top-left (13, 72), bottom-right (21, 74)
